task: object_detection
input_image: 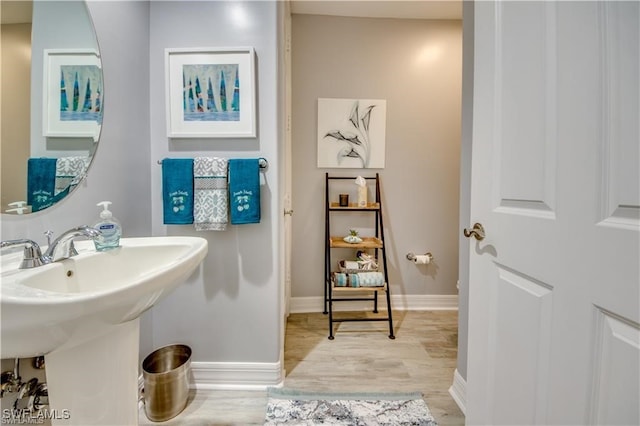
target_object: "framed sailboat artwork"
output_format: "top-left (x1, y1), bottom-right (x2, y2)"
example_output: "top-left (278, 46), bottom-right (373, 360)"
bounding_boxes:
top-left (165, 47), bottom-right (256, 138)
top-left (42, 49), bottom-right (103, 141)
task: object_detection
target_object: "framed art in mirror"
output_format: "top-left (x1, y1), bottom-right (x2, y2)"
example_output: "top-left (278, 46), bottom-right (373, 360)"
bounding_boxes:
top-left (42, 49), bottom-right (103, 141)
top-left (165, 47), bottom-right (256, 138)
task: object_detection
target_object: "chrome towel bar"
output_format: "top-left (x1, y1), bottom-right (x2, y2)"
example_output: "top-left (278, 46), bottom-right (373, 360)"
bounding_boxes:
top-left (157, 157), bottom-right (268, 170)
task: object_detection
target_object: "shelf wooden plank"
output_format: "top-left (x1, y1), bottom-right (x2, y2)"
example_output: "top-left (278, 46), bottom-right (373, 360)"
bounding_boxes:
top-left (329, 236), bottom-right (383, 249)
top-left (332, 283), bottom-right (387, 292)
top-left (329, 202), bottom-right (380, 210)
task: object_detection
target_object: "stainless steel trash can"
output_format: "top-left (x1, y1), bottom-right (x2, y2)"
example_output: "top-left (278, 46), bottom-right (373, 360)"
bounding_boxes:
top-left (142, 344), bottom-right (191, 422)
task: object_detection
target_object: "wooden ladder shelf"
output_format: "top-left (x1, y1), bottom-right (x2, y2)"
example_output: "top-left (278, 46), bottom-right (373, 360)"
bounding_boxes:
top-left (324, 173), bottom-right (395, 340)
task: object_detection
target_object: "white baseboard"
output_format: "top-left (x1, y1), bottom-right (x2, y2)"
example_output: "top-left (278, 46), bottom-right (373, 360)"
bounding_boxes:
top-left (448, 368), bottom-right (467, 415)
top-left (189, 361), bottom-right (283, 390)
top-left (290, 294), bottom-right (458, 313)
top-left (139, 361), bottom-right (283, 392)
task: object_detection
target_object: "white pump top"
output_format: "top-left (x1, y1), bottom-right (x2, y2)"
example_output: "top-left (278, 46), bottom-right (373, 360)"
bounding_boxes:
top-left (97, 201), bottom-right (113, 219)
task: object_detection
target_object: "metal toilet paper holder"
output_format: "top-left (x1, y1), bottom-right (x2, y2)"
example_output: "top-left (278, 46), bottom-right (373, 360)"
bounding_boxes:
top-left (406, 252), bottom-right (434, 262)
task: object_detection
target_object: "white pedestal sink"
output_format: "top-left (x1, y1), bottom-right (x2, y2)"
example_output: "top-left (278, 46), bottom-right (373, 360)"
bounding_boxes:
top-left (1, 236), bottom-right (208, 425)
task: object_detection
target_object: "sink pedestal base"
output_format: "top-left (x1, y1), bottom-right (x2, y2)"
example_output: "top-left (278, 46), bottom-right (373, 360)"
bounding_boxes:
top-left (45, 319), bottom-right (140, 425)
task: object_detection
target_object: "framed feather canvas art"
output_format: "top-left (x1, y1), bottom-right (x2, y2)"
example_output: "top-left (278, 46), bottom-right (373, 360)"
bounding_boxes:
top-left (317, 98), bottom-right (386, 168)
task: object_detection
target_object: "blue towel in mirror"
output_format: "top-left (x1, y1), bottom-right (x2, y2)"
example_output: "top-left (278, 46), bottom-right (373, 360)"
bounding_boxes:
top-left (228, 159), bottom-right (261, 225)
top-left (162, 158), bottom-right (194, 224)
top-left (27, 158), bottom-right (57, 212)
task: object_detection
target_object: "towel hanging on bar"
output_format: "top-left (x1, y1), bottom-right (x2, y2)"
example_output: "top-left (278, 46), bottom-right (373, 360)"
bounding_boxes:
top-left (157, 157), bottom-right (269, 170)
top-left (193, 157), bottom-right (228, 231)
top-left (55, 156), bottom-right (89, 195)
top-left (158, 156), bottom-right (266, 228)
top-left (162, 158), bottom-right (194, 225)
top-left (27, 158), bottom-right (57, 212)
top-left (228, 158), bottom-right (261, 225)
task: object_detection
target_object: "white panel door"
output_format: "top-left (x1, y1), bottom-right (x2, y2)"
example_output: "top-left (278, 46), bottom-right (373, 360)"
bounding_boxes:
top-left (284, 3), bottom-right (293, 318)
top-left (466, 2), bottom-right (639, 425)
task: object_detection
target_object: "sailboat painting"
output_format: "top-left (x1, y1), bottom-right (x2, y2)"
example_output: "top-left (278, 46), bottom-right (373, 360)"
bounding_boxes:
top-left (59, 65), bottom-right (103, 123)
top-left (182, 64), bottom-right (240, 122)
top-left (166, 47), bottom-right (256, 138)
top-left (43, 49), bottom-right (103, 139)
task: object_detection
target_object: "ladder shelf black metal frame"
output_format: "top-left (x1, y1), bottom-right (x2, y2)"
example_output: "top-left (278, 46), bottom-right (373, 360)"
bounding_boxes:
top-left (323, 173), bottom-right (395, 340)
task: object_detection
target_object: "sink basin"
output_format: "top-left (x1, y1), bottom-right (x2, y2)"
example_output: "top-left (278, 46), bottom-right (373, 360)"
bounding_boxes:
top-left (1, 236), bottom-right (208, 358)
top-left (22, 242), bottom-right (199, 294)
top-left (0, 236), bottom-right (207, 425)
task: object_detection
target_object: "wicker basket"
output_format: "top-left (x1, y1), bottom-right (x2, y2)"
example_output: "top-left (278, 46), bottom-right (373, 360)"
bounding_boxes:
top-left (338, 259), bottom-right (378, 274)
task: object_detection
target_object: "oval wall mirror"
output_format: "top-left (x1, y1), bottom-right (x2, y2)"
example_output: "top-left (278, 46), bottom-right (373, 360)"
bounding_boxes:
top-left (1, 0), bottom-right (102, 215)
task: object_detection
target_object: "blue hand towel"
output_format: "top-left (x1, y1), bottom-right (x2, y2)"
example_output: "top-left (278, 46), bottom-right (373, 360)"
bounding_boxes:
top-left (27, 158), bottom-right (57, 212)
top-left (162, 158), bottom-right (194, 224)
top-left (228, 158), bottom-right (261, 225)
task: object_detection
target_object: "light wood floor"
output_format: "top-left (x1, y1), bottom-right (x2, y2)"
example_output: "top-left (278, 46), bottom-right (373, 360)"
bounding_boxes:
top-left (140, 310), bottom-right (465, 425)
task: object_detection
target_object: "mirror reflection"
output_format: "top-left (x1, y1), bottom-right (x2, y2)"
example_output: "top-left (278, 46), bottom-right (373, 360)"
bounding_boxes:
top-left (1, 0), bottom-right (102, 215)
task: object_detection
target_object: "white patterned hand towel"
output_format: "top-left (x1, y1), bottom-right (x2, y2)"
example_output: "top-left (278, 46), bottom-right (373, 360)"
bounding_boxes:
top-left (194, 157), bottom-right (228, 231)
top-left (55, 156), bottom-right (89, 195)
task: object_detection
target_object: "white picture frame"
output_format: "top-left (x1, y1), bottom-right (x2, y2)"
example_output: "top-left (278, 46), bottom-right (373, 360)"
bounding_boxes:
top-left (165, 47), bottom-right (256, 138)
top-left (42, 49), bottom-right (103, 140)
top-left (317, 98), bottom-right (387, 168)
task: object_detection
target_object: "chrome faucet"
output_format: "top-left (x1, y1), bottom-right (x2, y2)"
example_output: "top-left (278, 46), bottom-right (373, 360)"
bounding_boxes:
top-left (44, 226), bottom-right (101, 262)
top-left (0, 226), bottom-right (101, 269)
top-left (0, 239), bottom-right (49, 269)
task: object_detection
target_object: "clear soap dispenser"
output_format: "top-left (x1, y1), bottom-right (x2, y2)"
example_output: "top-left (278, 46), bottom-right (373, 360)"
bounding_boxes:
top-left (93, 201), bottom-right (122, 251)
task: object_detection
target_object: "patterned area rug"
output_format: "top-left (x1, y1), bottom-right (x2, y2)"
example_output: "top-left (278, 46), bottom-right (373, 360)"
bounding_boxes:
top-left (264, 388), bottom-right (438, 425)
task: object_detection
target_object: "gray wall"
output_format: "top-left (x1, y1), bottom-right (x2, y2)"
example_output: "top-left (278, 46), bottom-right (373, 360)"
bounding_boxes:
top-left (2, 0), bottom-right (283, 369)
top-left (0, 0), bottom-right (151, 246)
top-left (146, 1), bottom-right (282, 364)
top-left (31, 1), bottom-right (98, 158)
top-left (2, 0), bottom-right (283, 372)
top-left (290, 15), bottom-right (462, 301)
top-left (1, 23), bottom-right (31, 209)
top-left (1, 0), bottom-right (152, 359)
top-left (2, 0), bottom-right (467, 387)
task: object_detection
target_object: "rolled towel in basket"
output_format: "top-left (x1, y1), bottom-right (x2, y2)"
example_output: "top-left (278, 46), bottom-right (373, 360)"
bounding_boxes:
top-left (348, 274), bottom-right (359, 288)
top-left (344, 260), bottom-right (360, 270)
top-left (357, 272), bottom-right (385, 287)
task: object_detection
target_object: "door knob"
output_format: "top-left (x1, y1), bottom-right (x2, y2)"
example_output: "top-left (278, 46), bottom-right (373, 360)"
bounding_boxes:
top-left (284, 209), bottom-right (294, 216)
top-left (463, 223), bottom-right (485, 241)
